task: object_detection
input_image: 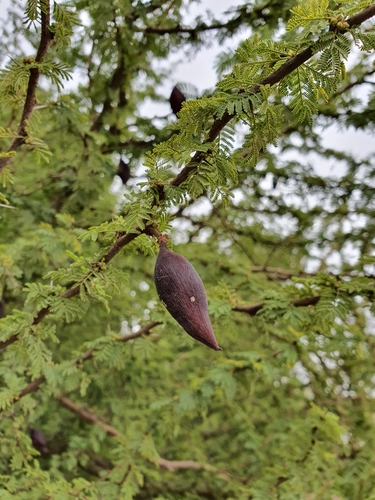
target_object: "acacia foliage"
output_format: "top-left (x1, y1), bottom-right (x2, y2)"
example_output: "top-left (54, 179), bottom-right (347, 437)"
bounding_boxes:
top-left (1, 0), bottom-right (375, 498)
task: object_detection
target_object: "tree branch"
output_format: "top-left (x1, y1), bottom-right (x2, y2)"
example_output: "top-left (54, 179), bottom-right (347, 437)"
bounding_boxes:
top-left (140, 1), bottom-right (278, 38)
top-left (2, 292), bottom-right (321, 405)
top-left (247, 265), bottom-right (375, 281)
top-left (169, 5), bottom-right (375, 188)
top-left (0, 2), bottom-right (53, 174)
top-left (57, 393), bottom-right (231, 478)
top-left (0, 229), bottom-right (141, 349)
top-left (91, 17), bottom-right (128, 133)
top-left (233, 295), bottom-right (321, 315)
top-left (101, 138), bottom-right (157, 154)
top-left (58, 394), bottom-right (121, 436)
top-left (1, 321), bottom-right (161, 404)
top-left (1, 4), bottom-right (374, 347)
top-left (91, 56), bottom-right (126, 132)
top-left (141, 21), bottom-right (237, 35)
top-left (211, 206), bottom-right (260, 266)
top-left (348, 4), bottom-right (375, 26)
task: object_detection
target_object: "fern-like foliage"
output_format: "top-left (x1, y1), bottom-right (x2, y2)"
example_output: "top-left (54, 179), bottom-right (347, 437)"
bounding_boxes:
top-left (51, 2), bottom-right (81, 48)
top-left (288, 0), bottom-right (332, 32)
top-left (24, 0), bottom-right (39, 25)
top-left (0, 58), bottom-right (71, 100)
top-left (335, 0), bottom-right (374, 17)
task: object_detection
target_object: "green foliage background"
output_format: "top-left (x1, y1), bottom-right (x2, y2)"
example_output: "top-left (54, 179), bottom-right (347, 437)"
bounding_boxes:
top-left (1, 0), bottom-right (375, 498)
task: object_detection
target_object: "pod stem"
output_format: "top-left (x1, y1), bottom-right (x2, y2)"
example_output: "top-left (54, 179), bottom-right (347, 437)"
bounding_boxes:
top-left (146, 226), bottom-right (168, 246)
top-left (157, 234), bottom-right (169, 246)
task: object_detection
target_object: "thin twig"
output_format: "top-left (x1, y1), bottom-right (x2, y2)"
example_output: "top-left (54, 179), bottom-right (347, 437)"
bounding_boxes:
top-left (212, 207), bottom-right (260, 265)
top-left (58, 394), bottom-right (121, 436)
top-left (57, 393), bottom-right (231, 478)
top-left (140, 0), bottom-right (275, 38)
top-left (0, 2), bottom-right (53, 174)
top-left (233, 295), bottom-right (321, 315)
top-left (141, 21), bottom-right (237, 35)
top-left (0, 321), bottom-right (161, 405)
top-left (91, 16), bottom-right (127, 133)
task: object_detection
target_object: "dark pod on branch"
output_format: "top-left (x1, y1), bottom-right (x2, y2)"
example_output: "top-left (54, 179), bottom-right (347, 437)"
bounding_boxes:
top-left (117, 159), bottom-right (131, 185)
top-left (169, 86), bottom-right (186, 116)
top-left (154, 237), bottom-right (222, 351)
top-left (29, 428), bottom-right (49, 455)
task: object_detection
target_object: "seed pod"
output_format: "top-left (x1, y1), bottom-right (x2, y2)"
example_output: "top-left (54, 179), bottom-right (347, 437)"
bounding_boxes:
top-left (117, 159), bottom-right (131, 185)
top-left (29, 428), bottom-right (49, 455)
top-left (0, 298), bottom-right (5, 318)
top-left (169, 86), bottom-right (186, 116)
top-left (154, 240), bottom-right (222, 351)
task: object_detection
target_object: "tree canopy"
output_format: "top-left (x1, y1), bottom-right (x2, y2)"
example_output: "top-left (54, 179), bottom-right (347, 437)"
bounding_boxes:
top-left (1, 0), bottom-right (375, 498)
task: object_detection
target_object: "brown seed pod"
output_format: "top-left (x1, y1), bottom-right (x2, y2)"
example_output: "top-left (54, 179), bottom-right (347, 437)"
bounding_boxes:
top-left (29, 428), bottom-right (49, 455)
top-left (154, 239), bottom-right (222, 351)
top-left (169, 86), bottom-right (186, 116)
top-left (117, 159), bottom-right (131, 185)
top-left (0, 298), bottom-right (5, 318)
